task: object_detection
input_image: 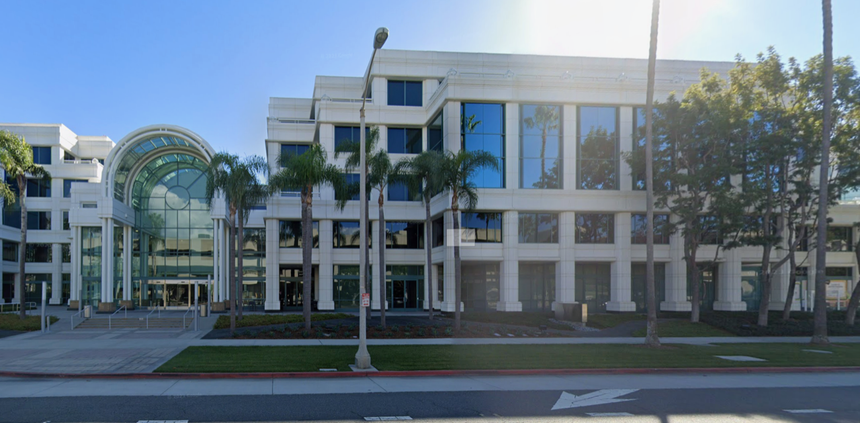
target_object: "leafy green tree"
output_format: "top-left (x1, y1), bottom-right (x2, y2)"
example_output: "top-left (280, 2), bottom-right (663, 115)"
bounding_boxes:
top-left (403, 151), bottom-right (445, 320)
top-left (270, 144), bottom-right (345, 330)
top-left (0, 130), bottom-right (51, 320)
top-left (437, 149), bottom-right (500, 330)
top-left (205, 153), bottom-right (268, 334)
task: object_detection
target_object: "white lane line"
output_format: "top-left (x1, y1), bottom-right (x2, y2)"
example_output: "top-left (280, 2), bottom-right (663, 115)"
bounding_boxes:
top-left (587, 412), bottom-right (635, 417)
top-left (364, 417), bottom-right (413, 421)
top-left (784, 409), bottom-right (833, 414)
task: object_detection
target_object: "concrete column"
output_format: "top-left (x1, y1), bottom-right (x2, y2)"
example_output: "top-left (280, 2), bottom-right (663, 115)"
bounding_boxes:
top-left (663, 215), bottom-right (691, 311)
top-left (444, 101), bottom-right (461, 153)
top-left (440, 210), bottom-right (459, 312)
top-left (505, 103), bottom-right (518, 189)
top-left (427, 262), bottom-right (438, 310)
top-left (562, 105), bottom-right (578, 190)
top-left (101, 218), bottom-right (115, 303)
top-left (715, 249), bottom-right (745, 310)
top-left (318, 219), bottom-right (334, 310)
top-left (498, 210), bottom-right (521, 311)
top-left (71, 226), bottom-right (81, 301)
top-left (123, 225), bottom-right (132, 301)
top-left (371, 76), bottom-right (387, 106)
top-left (12, 273), bottom-right (21, 304)
top-left (554, 212), bottom-right (577, 314)
top-left (608, 212), bottom-right (635, 312)
top-left (618, 107), bottom-right (634, 192)
top-left (371, 220), bottom-right (384, 310)
top-left (265, 218), bottom-right (280, 311)
top-left (51, 243), bottom-right (62, 305)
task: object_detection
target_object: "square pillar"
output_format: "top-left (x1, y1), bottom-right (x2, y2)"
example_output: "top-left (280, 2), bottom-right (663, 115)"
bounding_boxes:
top-left (51, 243), bottom-right (62, 305)
top-left (715, 249), bottom-right (745, 311)
top-left (607, 212), bottom-right (635, 312)
top-left (123, 225), bottom-right (132, 301)
top-left (663, 215), bottom-right (691, 311)
top-left (444, 101), bottom-right (461, 154)
top-left (554, 211), bottom-right (577, 314)
top-left (497, 211), bottom-right (521, 311)
top-left (505, 103), bottom-right (519, 189)
top-left (101, 218), bottom-right (115, 304)
top-left (317, 219), bottom-right (335, 310)
top-left (265, 218), bottom-right (280, 311)
top-left (71, 226), bottom-right (81, 302)
top-left (561, 106), bottom-right (577, 190)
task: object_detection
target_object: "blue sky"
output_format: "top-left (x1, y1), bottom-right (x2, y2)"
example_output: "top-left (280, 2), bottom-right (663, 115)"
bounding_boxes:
top-left (1, 0), bottom-right (857, 158)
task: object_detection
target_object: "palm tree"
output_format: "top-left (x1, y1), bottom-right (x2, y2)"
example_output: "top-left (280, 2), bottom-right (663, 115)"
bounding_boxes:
top-left (523, 105), bottom-right (559, 189)
top-left (205, 153), bottom-right (268, 335)
top-left (404, 151), bottom-right (445, 320)
top-left (812, 0), bottom-right (833, 345)
top-left (437, 149), bottom-right (500, 331)
top-left (335, 127), bottom-right (378, 322)
top-left (270, 144), bottom-right (345, 330)
top-left (234, 172), bottom-right (269, 321)
top-left (643, 0), bottom-right (662, 347)
top-left (0, 130), bottom-right (51, 320)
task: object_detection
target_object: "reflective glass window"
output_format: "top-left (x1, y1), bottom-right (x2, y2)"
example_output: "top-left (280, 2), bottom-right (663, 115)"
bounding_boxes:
top-left (386, 221), bottom-right (424, 249)
top-left (520, 105), bottom-right (561, 189)
top-left (336, 173), bottom-right (360, 202)
top-left (462, 103), bottom-right (505, 188)
top-left (428, 111), bottom-right (444, 152)
top-left (461, 212), bottom-right (502, 243)
top-left (432, 217), bottom-right (444, 247)
top-left (333, 221), bottom-right (371, 248)
top-left (32, 147), bottom-right (52, 165)
top-left (576, 214), bottom-right (614, 244)
top-left (279, 220), bottom-right (319, 248)
top-left (388, 181), bottom-right (422, 202)
top-left (63, 179), bottom-right (88, 198)
top-left (27, 178), bottom-right (51, 197)
top-left (632, 108), bottom-right (672, 191)
top-left (2, 242), bottom-right (18, 262)
top-left (518, 213), bottom-right (559, 243)
top-left (27, 211), bottom-right (51, 230)
top-left (578, 106), bottom-right (618, 190)
top-left (25, 243), bottom-right (52, 262)
top-left (697, 215), bottom-right (723, 245)
top-left (631, 214), bottom-right (670, 244)
top-left (826, 226), bottom-right (853, 252)
top-left (334, 126), bottom-right (370, 150)
top-left (334, 265), bottom-right (360, 309)
top-left (62, 244), bottom-right (71, 263)
top-left (280, 144), bottom-right (310, 161)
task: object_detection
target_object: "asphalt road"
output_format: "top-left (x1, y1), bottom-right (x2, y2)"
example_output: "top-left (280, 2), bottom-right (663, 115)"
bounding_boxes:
top-left (3, 386), bottom-right (858, 422)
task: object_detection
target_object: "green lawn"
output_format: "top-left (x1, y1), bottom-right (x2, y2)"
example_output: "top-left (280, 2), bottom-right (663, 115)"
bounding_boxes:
top-left (632, 320), bottom-right (736, 337)
top-left (587, 313), bottom-right (646, 329)
top-left (213, 313), bottom-right (354, 329)
top-left (0, 313), bottom-right (59, 331)
top-left (454, 311), bottom-right (570, 331)
top-left (155, 343), bottom-right (860, 373)
top-left (0, 304), bottom-right (36, 313)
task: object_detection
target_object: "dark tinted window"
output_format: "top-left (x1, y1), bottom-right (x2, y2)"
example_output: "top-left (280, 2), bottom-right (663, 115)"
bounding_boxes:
top-left (280, 144), bottom-right (310, 161)
top-left (278, 220), bottom-right (319, 248)
top-left (334, 221), bottom-right (370, 248)
top-left (576, 214), bottom-right (614, 244)
top-left (432, 217), bottom-right (444, 247)
top-left (387, 128), bottom-right (422, 154)
top-left (518, 213), bottom-right (559, 243)
top-left (631, 214), bottom-right (670, 244)
top-left (388, 181), bottom-right (422, 202)
top-left (336, 173), bottom-right (360, 202)
top-left (27, 178), bottom-right (51, 197)
top-left (388, 80), bottom-right (422, 106)
top-left (697, 215), bottom-right (722, 245)
top-left (63, 179), bottom-right (88, 198)
top-left (2, 242), bottom-right (18, 261)
top-left (428, 111), bottom-right (444, 152)
top-left (334, 126), bottom-right (369, 149)
top-left (32, 147), bottom-right (51, 165)
top-left (25, 243), bottom-right (53, 263)
top-left (27, 211), bottom-right (51, 230)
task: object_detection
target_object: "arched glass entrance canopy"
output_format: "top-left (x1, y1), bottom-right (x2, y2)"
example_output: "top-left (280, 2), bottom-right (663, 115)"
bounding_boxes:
top-left (100, 126), bottom-right (217, 308)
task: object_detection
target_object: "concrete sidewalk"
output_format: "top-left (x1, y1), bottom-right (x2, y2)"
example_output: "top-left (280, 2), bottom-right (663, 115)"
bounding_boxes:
top-left (2, 306), bottom-right (859, 375)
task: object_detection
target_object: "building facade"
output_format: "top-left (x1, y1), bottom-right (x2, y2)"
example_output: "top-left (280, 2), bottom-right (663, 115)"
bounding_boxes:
top-left (2, 50), bottom-right (858, 313)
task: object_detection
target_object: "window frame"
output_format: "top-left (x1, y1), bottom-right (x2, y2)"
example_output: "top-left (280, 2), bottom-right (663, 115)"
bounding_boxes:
top-left (460, 212), bottom-right (503, 243)
top-left (576, 106), bottom-right (620, 190)
top-left (519, 104), bottom-right (563, 189)
top-left (461, 102), bottom-right (506, 189)
top-left (518, 212), bottom-right (559, 244)
top-left (575, 213), bottom-right (615, 244)
top-left (387, 80), bottom-right (423, 107)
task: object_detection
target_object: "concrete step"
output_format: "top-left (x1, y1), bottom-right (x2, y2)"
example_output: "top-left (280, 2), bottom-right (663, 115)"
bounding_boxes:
top-left (75, 317), bottom-right (191, 329)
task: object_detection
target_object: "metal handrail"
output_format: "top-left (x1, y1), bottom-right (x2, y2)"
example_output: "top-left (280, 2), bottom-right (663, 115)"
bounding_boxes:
top-left (182, 306), bottom-right (195, 330)
top-left (70, 309), bottom-right (85, 330)
top-left (145, 305), bottom-right (160, 329)
top-left (108, 305), bottom-right (126, 330)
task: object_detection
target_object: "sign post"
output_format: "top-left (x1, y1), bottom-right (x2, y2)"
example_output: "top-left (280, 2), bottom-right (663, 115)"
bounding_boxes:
top-left (40, 281), bottom-right (47, 333)
top-left (361, 293), bottom-right (370, 308)
top-left (194, 280), bottom-right (199, 332)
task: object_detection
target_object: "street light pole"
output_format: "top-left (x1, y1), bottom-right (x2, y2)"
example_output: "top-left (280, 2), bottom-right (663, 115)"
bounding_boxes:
top-left (356, 27), bottom-right (388, 370)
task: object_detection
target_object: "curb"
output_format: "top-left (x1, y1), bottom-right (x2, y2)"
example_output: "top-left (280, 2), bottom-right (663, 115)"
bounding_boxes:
top-left (1, 366), bottom-right (859, 380)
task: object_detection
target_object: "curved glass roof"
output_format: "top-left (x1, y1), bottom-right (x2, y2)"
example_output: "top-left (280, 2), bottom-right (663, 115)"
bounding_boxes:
top-left (130, 153), bottom-right (209, 211)
top-left (113, 135), bottom-right (201, 202)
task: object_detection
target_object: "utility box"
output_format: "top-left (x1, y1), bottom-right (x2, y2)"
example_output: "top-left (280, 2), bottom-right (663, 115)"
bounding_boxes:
top-left (83, 305), bottom-right (92, 318)
top-left (200, 306), bottom-right (208, 317)
top-left (562, 303), bottom-right (587, 323)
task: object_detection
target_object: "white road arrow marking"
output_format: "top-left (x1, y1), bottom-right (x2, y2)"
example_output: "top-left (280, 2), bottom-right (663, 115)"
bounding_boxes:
top-left (551, 389), bottom-right (639, 411)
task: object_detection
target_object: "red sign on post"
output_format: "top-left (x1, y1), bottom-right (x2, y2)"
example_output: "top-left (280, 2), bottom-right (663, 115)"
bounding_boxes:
top-left (361, 293), bottom-right (370, 308)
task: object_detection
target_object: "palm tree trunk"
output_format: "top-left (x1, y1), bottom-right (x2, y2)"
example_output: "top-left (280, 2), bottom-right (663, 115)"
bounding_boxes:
top-left (782, 250), bottom-right (798, 321)
top-left (378, 193), bottom-right (387, 328)
top-left (228, 209), bottom-right (237, 335)
top-left (237, 209), bottom-right (245, 321)
top-left (813, 0), bottom-right (833, 345)
top-left (17, 177), bottom-right (27, 320)
top-left (846, 247), bottom-right (860, 326)
top-left (425, 196), bottom-right (434, 320)
top-left (643, 0), bottom-right (661, 347)
top-left (302, 189), bottom-right (313, 331)
top-left (453, 204), bottom-right (462, 331)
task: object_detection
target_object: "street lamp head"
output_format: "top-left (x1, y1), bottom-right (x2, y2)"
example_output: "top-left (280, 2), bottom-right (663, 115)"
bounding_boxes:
top-left (373, 27), bottom-right (389, 49)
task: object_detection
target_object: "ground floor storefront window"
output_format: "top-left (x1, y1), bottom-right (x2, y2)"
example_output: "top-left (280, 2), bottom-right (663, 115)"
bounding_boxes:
top-left (575, 263), bottom-right (611, 313)
top-left (281, 265), bottom-right (316, 310)
top-left (519, 262), bottom-right (555, 312)
top-left (461, 263), bottom-right (500, 312)
top-left (631, 263), bottom-right (665, 312)
top-left (386, 265), bottom-right (424, 310)
top-left (688, 263), bottom-right (717, 311)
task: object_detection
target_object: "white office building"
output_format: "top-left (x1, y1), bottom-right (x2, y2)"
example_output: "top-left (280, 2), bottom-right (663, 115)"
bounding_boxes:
top-left (2, 50), bottom-right (858, 313)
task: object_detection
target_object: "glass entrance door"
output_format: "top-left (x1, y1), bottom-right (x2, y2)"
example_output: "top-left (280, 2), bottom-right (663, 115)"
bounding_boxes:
top-left (391, 280), bottom-right (419, 309)
top-left (741, 265), bottom-right (762, 311)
